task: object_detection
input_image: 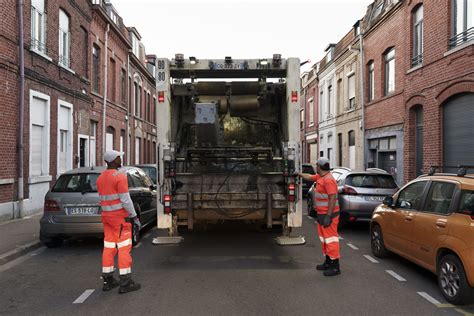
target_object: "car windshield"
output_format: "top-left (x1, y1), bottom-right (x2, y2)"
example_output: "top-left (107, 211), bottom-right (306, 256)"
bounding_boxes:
top-left (346, 174), bottom-right (398, 189)
top-left (139, 167), bottom-right (157, 184)
top-left (52, 174), bottom-right (99, 193)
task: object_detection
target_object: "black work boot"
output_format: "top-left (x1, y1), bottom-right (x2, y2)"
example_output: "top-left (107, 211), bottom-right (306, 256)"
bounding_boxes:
top-left (119, 274), bottom-right (141, 294)
top-left (323, 259), bottom-right (341, 277)
top-left (316, 255), bottom-right (331, 271)
top-left (102, 273), bottom-right (120, 291)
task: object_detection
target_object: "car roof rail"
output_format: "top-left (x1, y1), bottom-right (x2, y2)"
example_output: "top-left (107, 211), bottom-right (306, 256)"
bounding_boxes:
top-left (427, 165), bottom-right (474, 177)
top-left (366, 168), bottom-right (388, 174)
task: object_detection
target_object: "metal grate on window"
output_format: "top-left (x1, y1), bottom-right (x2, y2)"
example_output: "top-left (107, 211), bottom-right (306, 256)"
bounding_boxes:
top-left (449, 27), bottom-right (474, 48)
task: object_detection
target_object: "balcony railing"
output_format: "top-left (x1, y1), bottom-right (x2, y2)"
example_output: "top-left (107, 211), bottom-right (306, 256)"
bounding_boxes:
top-left (449, 27), bottom-right (474, 48)
top-left (31, 6), bottom-right (47, 54)
top-left (411, 54), bottom-right (423, 67)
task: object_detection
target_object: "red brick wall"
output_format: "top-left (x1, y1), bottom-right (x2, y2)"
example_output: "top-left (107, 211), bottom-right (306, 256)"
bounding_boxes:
top-left (364, 4), bottom-right (406, 131)
top-left (402, 0), bottom-right (474, 182)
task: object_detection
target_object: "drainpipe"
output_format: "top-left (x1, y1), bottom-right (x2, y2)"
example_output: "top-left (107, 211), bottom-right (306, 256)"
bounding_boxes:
top-left (17, 0), bottom-right (25, 219)
top-left (358, 31), bottom-right (366, 169)
top-left (102, 23), bottom-right (109, 164)
top-left (126, 54), bottom-right (130, 165)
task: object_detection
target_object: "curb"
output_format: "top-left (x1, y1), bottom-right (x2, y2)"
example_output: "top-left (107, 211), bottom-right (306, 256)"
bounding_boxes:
top-left (0, 240), bottom-right (43, 266)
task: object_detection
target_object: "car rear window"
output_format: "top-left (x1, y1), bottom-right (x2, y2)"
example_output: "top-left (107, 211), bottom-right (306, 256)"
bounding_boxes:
top-left (459, 190), bottom-right (474, 215)
top-left (346, 174), bottom-right (398, 189)
top-left (52, 174), bottom-right (99, 193)
top-left (140, 167), bottom-right (157, 183)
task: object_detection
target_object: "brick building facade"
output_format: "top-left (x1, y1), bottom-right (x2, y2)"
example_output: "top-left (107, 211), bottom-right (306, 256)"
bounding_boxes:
top-left (0, 0), bottom-right (157, 221)
top-left (300, 67), bottom-right (318, 164)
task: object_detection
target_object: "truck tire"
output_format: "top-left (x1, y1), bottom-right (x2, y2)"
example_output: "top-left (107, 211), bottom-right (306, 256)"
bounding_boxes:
top-left (437, 254), bottom-right (474, 305)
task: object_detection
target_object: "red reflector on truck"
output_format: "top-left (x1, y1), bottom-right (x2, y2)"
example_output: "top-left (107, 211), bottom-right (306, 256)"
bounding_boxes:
top-left (291, 91), bottom-right (298, 102)
top-left (158, 91), bottom-right (165, 103)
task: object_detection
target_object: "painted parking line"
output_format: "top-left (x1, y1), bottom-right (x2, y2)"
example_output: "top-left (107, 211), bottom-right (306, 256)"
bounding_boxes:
top-left (306, 216), bottom-right (313, 220)
top-left (143, 232), bottom-right (151, 239)
top-left (346, 243), bottom-right (359, 250)
top-left (134, 242), bottom-right (142, 249)
top-left (338, 236), bottom-right (344, 240)
top-left (363, 255), bottom-right (379, 263)
top-left (386, 270), bottom-right (407, 282)
top-left (73, 289), bottom-right (95, 304)
top-left (417, 291), bottom-right (441, 305)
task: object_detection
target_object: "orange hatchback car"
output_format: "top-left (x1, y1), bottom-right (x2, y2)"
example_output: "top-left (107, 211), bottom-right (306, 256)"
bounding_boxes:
top-left (370, 167), bottom-right (474, 305)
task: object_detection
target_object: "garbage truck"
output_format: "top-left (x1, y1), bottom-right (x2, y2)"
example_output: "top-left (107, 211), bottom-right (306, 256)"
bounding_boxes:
top-left (153, 55), bottom-right (303, 245)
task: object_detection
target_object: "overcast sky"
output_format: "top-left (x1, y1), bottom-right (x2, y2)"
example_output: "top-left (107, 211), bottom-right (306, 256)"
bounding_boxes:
top-left (111, 0), bottom-right (372, 71)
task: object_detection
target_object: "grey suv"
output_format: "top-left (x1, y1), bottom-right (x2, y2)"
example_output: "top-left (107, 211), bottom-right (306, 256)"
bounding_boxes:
top-left (308, 168), bottom-right (399, 224)
top-left (40, 166), bottom-right (157, 248)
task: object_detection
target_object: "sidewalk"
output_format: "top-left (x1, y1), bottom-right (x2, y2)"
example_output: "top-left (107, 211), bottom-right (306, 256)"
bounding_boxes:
top-left (0, 213), bottom-right (43, 265)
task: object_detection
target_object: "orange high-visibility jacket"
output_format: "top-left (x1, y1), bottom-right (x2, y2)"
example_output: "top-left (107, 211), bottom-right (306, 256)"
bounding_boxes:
top-left (311, 173), bottom-right (340, 215)
top-left (96, 169), bottom-right (137, 218)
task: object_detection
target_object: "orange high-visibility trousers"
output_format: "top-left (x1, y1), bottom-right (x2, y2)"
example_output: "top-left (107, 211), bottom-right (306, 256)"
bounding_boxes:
top-left (102, 215), bottom-right (133, 275)
top-left (317, 215), bottom-right (340, 260)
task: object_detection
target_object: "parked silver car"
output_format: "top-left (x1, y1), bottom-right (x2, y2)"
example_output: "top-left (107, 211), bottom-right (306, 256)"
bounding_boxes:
top-left (134, 164), bottom-right (157, 185)
top-left (40, 166), bottom-right (157, 248)
top-left (308, 168), bottom-right (399, 225)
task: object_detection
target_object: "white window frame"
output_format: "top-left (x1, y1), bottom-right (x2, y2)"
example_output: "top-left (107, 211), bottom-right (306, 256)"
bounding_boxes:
top-left (308, 97), bottom-right (314, 126)
top-left (29, 90), bottom-right (51, 181)
top-left (412, 5), bottom-right (424, 66)
top-left (368, 61), bottom-right (375, 102)
top-left (384, 48), bottom-right (396, 95)
top-left (31, 0), bottom-right (47, 55)
top-left (78, 134), bottom-right (90, 168)
top-left (451, 0), bottom-right (473, 47)
top-left (347, 73), bottom-right (356, 110)
top-left (57, 100), bottom-right (73, 175)
top-left (58, 9), bottom-right (71, 69)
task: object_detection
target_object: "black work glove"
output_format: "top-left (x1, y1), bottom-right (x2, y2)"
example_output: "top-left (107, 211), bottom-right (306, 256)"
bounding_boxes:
top-left (322, 215), bottom-right (332, 228)
top-left (132, 216), bottom-right (141, 231)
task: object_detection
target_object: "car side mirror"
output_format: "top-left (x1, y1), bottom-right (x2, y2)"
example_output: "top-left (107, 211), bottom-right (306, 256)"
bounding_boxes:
top-left (383, 196), bottom-right (394, 207)
top-left (150, 184), bottom-right (157, 191)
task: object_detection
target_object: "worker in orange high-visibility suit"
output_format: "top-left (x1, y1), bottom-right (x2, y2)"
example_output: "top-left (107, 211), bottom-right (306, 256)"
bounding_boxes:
top-left (96, 150), bottom-right (141, 293)
top-left (299, 157), bottom-right (341, 276)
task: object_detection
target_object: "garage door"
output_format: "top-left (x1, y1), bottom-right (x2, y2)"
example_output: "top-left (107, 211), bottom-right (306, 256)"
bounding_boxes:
top-left (443, 93), bottom-right (474, 170)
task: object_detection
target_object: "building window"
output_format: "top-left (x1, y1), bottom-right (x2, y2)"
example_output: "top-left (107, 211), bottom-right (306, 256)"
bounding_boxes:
top-left (327, 85), bottom-right (333, 117)
top-left (368, 61), bottom-right (375, 102)
top-left (415, 107), bottom-right (424, 177)
top-left (31, 0), bottom-right (47, 53)
top-left (319, 90), bottom-right (324, 122)
top-left (450, 0), bottom-right (473, 47)
top-left (92, 45), bottom-right (100, 93)
top-left (153, 97), bottom-right (157, 124)
top-left (131, 34), bottom-right (140, 57)
top-left (384, 48), bottom-right (396, 95)
top-left (30, 92), bottom-right (50, 177)
top-left (135, 137), bottom-right (141, 164)
top-left (308, 98), bottom-right (314, 126)
top-left (412, 5), bottom-right (424, 66)
top-left (90, 121), bottom-right (97, 166)
top-left (109, 58), bottom-right (116, 102)
top-left (348, 74), bottom-right (356, 110)
top-left (300, 109), bottom-right (305, 130)
top-left (121, 69), bottom-right (126, 104)
top-left (337, 133), bottom-right (343, 166)
top-left (58, 10), bottom-right (70, 68)
top-left (106, 126), bottom-right (115, 151)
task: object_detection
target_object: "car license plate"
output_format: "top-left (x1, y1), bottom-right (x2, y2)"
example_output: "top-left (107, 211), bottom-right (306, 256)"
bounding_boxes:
top-left (67, 207), bottom-right (99, 216)
top-left (212, 62), bottom-right (245, 70)
top-left (365, 196), bottom-right (384, 202)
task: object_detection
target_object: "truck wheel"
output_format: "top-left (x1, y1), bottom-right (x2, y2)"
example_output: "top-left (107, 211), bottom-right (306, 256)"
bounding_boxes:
top-left (370, 224), bottom-right (389, 258)
top-left (438, 254), bottom-right (474, 305)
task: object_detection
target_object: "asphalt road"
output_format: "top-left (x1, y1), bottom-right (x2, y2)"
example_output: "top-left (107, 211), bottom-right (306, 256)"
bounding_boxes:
top-left (1, 209), bottom-right (473, 315)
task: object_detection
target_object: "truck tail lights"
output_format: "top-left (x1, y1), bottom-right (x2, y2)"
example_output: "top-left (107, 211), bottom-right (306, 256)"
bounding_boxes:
top-left (164, 195), bottom-right (172, 214)
top-left (158, 91), bottom-right (165, 103)
top-left (291, 91), bottom-right (298, 103)
top-left (288, 183), bottom-right (296, 202)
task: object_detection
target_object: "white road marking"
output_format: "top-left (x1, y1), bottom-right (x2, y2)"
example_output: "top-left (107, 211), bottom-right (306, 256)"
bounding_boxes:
top-left (339, 236), bottom-right (344, 240)
top-left (306, 216), bottom-right (313, 220)
top-left (143, 232), bottom-right (151, 239)
top-left (417, 292), bottom-right (441, 305)
top-left (73, 289), bottom-right (95, 304)
top-left (386, 270), bottom-right (407, 282)
top-left (363, 255), bottom-right (379, 263)
top-left (347, 243), bottom-right (359, 250)
top-left (134, 242), bottom-right (142, 248)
